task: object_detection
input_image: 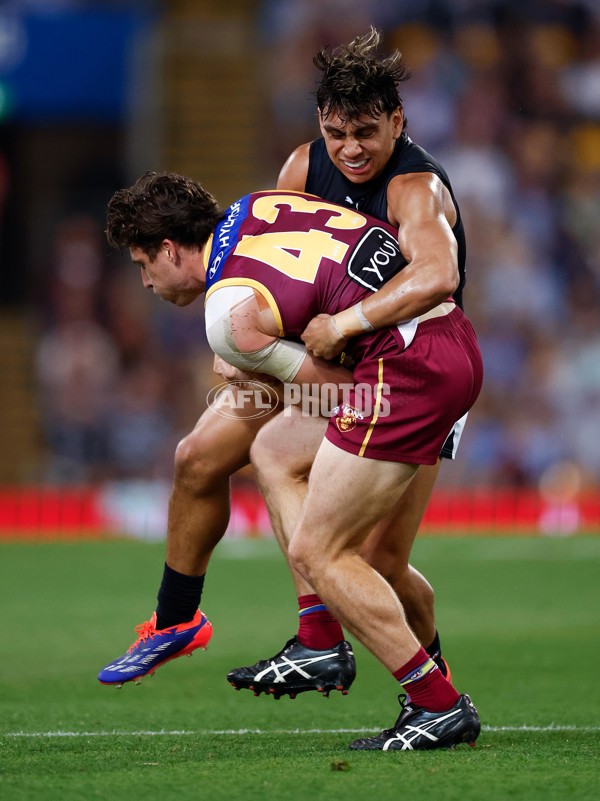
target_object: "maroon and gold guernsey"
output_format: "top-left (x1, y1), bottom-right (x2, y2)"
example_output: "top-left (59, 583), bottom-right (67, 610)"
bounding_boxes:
top-left (203, 190), bottom-right (483, 464)
top-left (204, 190), bottom-right (408, 346)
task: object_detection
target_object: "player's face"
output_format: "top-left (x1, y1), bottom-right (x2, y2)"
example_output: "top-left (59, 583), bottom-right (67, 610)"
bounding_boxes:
top-left (318, 108), bottom-right (403, 183)
top-left (129, 243), bottom-right (204, 306)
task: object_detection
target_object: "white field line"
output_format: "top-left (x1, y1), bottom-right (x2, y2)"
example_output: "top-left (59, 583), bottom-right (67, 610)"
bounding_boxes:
top-left (3, 725), bottom-right (600, 738)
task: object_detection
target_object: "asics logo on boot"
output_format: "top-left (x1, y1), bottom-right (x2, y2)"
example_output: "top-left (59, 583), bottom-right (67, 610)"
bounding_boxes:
top-left (383, 708), bottom-right (461, 751)
top-left (255, 652), bottom-right (339, 684)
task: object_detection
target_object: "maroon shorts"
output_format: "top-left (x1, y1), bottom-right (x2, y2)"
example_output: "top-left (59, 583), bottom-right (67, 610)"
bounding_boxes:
top-left (326, 307), bottom-right (483, 464)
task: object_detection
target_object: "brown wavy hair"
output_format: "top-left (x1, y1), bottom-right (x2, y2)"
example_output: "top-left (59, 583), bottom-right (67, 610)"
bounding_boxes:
top-left (106, 171), bottom-right (223, 260)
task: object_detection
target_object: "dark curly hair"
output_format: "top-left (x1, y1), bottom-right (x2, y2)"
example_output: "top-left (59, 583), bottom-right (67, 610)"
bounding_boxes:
top-left (106, 171), bottom-right (223, 260)
top-left (314, 27), bottom-right (410, 125)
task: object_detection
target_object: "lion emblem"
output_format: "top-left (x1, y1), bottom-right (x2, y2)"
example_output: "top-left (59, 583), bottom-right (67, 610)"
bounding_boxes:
top-left (334, 404), bottom-right (364, 433)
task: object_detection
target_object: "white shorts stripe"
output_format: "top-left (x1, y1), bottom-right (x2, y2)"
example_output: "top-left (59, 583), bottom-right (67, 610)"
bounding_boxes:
top-left (440, 411), bottom-right (468, 460)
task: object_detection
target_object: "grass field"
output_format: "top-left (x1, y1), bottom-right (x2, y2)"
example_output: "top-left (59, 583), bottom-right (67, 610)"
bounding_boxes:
top-left (1, 535), bottom-right (599, 801)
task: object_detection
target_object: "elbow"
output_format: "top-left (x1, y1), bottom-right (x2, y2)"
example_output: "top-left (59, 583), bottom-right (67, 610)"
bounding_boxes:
top-left (444, 275), bottom-right (460, 299)
top-left (429, 279), bottom-right (457, 306)
top-left (437, 266), bottom-right (460, 300)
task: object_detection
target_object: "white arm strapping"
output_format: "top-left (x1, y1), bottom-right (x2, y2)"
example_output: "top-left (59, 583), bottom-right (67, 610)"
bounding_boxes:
top-left (205, 287), bottom-right (306, 382)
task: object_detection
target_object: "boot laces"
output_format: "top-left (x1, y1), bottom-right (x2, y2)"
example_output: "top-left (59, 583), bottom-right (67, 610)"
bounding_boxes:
top-left (376, 694), bottom-right (410, 738)
top-left (129, 620), bottom-right (156, 651)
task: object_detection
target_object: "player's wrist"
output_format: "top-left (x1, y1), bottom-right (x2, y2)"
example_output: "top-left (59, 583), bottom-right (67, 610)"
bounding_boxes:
top-left (332, 303), bottom-right (375, 339)
top-left (330, 314), bottom-right (348, 341)
top-left (353, 301), bottom-right (375, 332)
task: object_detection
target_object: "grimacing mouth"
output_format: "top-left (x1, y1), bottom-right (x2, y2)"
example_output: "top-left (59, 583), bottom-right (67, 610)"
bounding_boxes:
top-left (342, 158), bottom-right (369, 168)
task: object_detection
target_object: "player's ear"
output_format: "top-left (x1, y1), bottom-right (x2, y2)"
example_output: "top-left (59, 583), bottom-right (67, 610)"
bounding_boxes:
top-left (391, 108), bottom-right (404, 138)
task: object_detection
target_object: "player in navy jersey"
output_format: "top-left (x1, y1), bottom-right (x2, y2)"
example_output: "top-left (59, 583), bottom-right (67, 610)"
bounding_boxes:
top-left (228, 27), bottom-right (468, 696)
top-left (102, 172), bottom-right (482, 749)
top-left (98, 29), bottom-right (469, 721)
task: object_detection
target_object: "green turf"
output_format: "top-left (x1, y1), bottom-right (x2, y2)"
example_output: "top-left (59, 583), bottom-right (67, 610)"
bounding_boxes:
top-left (1, 536), bottom-right (599, 801)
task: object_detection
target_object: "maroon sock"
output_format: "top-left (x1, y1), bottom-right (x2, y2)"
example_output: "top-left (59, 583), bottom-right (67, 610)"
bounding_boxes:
top-left (392, 647), bottom-right (460, 711)
top-left (297, 594), bottom-right (345, 649)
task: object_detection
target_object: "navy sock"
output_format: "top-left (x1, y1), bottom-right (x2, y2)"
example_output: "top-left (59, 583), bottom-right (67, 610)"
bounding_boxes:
top-left (425, 630), bottom-right (448, 677)
top-left (156, 563), bottom-right (205, 630)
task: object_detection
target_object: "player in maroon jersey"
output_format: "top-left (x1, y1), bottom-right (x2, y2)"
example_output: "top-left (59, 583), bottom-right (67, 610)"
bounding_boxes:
top-left (98, 28), bottom-right (467, 711)
top-left (230, 27), bottom-right (468, 696)
top-left (102, 171), bottom-right (483, 749)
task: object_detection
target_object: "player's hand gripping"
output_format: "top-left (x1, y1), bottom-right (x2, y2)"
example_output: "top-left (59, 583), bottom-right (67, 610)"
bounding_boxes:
top-left (212, 355), bottom-right (283, 396)
top-left (212, 355), bottom-right (256, 382)
top-left (301, 314), bottom-right (347, 360)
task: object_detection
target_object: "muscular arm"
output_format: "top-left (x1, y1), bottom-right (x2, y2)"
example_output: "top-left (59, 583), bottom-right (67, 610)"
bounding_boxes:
top-left (302, 173), bottom-right (459, 357)
top-left (354, 173), bottom-right (458, 327)
top-left (210, 286), bottom-right (352, 404)
top-left (277, 144), bottom-right (311, 191)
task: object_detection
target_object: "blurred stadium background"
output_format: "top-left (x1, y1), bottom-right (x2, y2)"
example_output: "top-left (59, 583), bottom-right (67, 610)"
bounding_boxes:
top-left (1, 0), bottom-right (600, 539)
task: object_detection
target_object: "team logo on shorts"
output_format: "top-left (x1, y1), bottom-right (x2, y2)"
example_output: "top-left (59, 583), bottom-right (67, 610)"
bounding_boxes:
top-left (333, 404), bottom-right (364, 433)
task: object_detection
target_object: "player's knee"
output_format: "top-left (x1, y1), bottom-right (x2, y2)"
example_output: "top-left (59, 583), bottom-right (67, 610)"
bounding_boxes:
top-left (251, 422), bottom-right (302, 481)
top-left (173, 431), bottom-right (227, 494)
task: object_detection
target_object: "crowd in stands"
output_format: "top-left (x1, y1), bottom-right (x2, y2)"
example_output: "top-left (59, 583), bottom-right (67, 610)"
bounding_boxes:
top-left (34, 213), bottom-right (216, 484)
top-left (33, 0), bottom-right (600, 495)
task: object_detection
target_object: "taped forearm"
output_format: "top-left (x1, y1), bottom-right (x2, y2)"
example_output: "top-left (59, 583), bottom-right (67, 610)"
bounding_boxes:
top-left (207, 315), bottom-right (307, 382)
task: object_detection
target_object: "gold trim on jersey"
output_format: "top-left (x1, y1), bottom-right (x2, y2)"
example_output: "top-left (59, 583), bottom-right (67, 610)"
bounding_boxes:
top-left (358, 358), bottom-right (385, 457)
top-left (205, 277), bottom-right (284, 337)
top-left (202, 233), bottom-right (214, 273)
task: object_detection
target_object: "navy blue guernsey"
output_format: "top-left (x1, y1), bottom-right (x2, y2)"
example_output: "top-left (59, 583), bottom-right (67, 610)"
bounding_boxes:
top-left (305, 133), bottom-right (466, 309)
